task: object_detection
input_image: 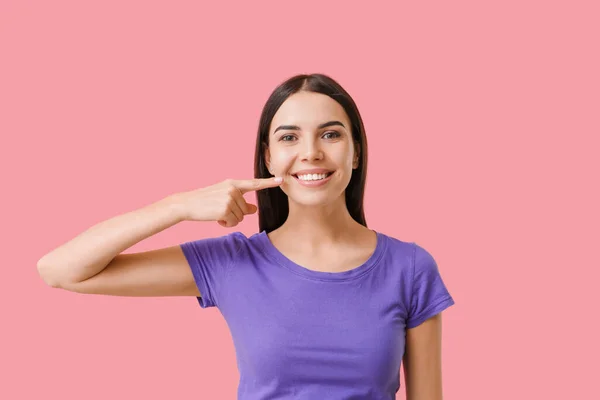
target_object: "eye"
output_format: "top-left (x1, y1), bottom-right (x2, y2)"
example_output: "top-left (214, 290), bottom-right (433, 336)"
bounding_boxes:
top-left (279, 131), bottom-right (340, 142)
top-left (323, 131), bottom-right (341, 139)
top-left (280, 134), bottom-right (296, 142)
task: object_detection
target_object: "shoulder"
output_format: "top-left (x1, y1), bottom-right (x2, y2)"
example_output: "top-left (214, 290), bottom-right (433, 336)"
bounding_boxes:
top-left (411, 242), bottom-right (442, 277)
top-left (379, 231), bottom-right (437, 262)
top-left (182, 230), bottom-right (268, 254)
top-left (180, 231), bottom-right (252, 261)
top-left (375, 230), bottom-right (415, 259)
top-left (374, 231), bottom-right (442, 277)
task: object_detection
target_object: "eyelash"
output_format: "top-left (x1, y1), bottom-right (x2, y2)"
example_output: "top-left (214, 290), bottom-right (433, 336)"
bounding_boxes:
top-left (279, 131), bottom-right (341, 142)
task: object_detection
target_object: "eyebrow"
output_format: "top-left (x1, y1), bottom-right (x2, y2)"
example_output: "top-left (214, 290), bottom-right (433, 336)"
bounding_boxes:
top-left (273, 120), bottom-right (346, 135)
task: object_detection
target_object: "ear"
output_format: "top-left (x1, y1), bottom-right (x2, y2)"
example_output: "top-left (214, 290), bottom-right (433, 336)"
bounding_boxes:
top-left (353, 142), bottom-right (360, 169)
top-left (263, 143), bottom-right (272, 174)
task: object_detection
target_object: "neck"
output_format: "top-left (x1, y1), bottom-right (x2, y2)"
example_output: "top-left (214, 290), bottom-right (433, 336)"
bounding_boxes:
top-left (277, 194), bottom-right (362, 247)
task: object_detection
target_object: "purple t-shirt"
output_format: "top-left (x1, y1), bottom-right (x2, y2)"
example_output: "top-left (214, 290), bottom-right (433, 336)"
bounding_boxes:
top-left (180, 230), bottom-right (454, 399)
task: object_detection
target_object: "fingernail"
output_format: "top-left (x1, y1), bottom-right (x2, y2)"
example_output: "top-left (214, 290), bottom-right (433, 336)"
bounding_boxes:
top-left (274, 177), bottom-right (283, 183)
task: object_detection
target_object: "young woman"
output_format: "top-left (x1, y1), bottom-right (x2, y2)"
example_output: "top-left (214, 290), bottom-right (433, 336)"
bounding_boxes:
top-left (37, 73), bottom-right (455, 399)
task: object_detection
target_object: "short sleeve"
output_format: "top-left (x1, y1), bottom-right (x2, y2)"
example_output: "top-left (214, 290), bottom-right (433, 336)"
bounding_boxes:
top-left (406, 243), bottom-right (455, 329)
top-left (180, 232), bottom-right (243, 309)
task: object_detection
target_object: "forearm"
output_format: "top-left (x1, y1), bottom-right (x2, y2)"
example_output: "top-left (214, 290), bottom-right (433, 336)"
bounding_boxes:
top-left (37, 194), bottom-right (185, 286)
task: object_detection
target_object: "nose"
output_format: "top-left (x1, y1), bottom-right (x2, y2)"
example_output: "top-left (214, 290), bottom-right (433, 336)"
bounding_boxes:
top-left (300, 137), bottom-right (323, 161)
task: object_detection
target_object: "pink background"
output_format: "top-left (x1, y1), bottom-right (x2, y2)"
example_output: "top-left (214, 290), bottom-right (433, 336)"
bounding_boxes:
top-left (2, 1), bottom-right (598, 398)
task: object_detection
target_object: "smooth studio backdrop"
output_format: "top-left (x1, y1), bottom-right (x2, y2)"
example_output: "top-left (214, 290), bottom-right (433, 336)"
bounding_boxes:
top-left (1, 1), bottom-right (598, 399)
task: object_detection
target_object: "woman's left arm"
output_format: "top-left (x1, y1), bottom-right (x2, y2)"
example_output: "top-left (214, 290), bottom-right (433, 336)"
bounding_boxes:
top-left (402, 313), bottom-right (445, 400)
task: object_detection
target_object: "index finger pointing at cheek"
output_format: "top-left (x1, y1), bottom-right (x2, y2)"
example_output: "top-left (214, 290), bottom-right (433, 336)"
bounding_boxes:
top-left (235, 177), bottom-right (284, 193)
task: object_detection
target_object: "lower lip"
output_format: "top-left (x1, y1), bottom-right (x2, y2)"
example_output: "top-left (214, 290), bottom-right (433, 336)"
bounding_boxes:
top-left (292, 173), bottom-right (334, 187)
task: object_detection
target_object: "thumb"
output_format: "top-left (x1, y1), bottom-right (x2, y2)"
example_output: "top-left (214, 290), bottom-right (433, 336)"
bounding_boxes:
top-left (246, 203), bottom-right (258, 214)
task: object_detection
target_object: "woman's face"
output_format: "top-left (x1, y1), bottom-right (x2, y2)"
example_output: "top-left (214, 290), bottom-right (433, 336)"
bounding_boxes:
top-left (265, 91), bottom-right (359, 207)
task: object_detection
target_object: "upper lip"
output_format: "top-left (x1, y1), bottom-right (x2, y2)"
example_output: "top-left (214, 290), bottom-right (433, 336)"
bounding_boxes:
top-left (292, 168), bottom-right (334, 176)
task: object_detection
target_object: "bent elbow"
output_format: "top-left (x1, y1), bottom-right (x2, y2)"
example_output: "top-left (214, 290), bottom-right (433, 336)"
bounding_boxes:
top-left (36, 260), bottom-right (64, 289)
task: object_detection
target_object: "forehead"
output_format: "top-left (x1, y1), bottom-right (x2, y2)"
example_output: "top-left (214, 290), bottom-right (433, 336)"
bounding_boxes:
top-left (270, 91), bottom-right (349, 130)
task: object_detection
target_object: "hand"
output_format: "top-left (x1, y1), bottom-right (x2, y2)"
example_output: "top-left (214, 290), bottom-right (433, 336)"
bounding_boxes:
top-left (173, 177), bottom-right (283, 227)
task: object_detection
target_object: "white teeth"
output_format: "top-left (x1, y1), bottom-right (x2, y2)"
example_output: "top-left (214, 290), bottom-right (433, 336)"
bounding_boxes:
top-left (297, 173), bottom-right (329, 181)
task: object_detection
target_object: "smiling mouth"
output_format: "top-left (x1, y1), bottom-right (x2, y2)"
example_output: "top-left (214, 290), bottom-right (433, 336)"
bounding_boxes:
top-left (292, 171), bottom-right (335, 182)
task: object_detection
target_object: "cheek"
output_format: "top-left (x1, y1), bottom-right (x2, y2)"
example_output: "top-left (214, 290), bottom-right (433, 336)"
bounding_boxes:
top-left (270, 150), bottom-right (295, 174)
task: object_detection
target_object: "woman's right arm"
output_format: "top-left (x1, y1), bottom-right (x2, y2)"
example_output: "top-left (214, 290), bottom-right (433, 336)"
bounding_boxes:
top-left (36, 177), bottom-right (283, 297)
top-left (36, 194), bottom-right (200, 296)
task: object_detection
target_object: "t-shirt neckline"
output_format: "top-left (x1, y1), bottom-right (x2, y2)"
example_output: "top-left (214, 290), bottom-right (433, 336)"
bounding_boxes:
top-left (257, 229), bottom-right (387, 282)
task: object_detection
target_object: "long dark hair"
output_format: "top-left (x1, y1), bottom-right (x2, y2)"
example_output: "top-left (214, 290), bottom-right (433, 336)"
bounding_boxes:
top-left (254, 73), bottom-right (368, 233)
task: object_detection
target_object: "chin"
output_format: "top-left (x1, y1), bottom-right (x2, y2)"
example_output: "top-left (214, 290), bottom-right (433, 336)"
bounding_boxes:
top-left (285, 189), bottom-right (347, 209)
top-left (289, 197), bottom-right (333, 208)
